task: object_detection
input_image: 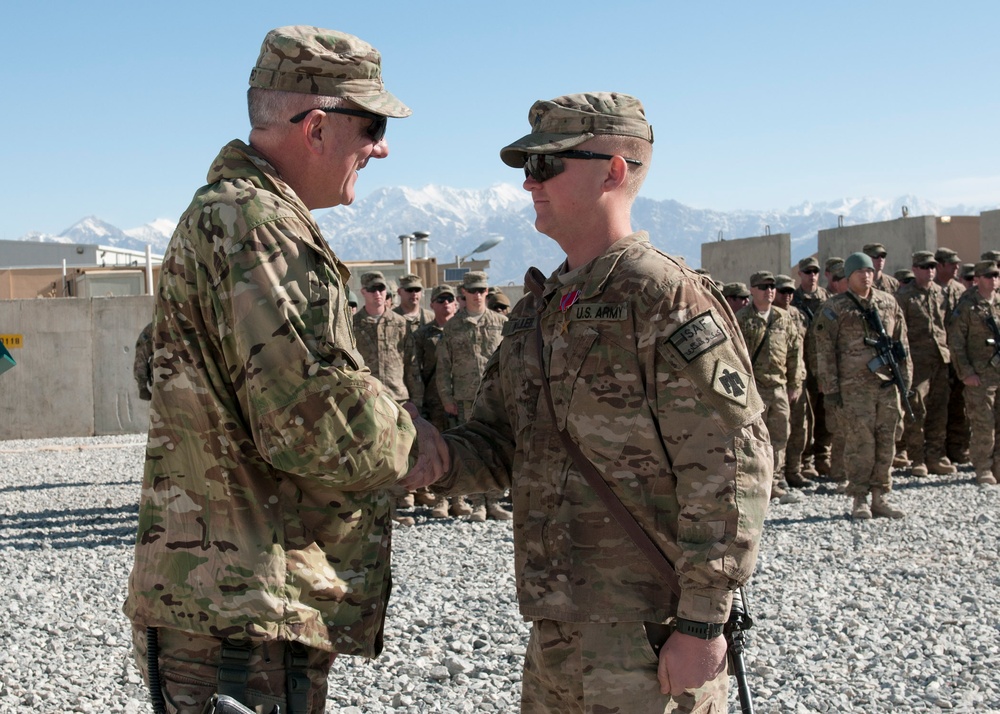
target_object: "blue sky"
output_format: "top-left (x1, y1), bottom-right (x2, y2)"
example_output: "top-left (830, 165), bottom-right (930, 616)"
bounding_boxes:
top-left (3, 1), bottom-right (998, 240)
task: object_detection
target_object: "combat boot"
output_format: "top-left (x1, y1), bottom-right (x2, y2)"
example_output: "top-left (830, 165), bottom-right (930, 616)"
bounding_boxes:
top-left (430, 497), bottom-right (450, 519)
top-left (450, 497), bottom-right (473, 517)
top-left (414, 489), bottom-right (438, 507)
top-left (976, 471), bottom-right (997, 485)
top-left (870, 489), bottom-right (905, 519)
top-left (468, 504), bottom-right (487, 523)
top-left (851, 495), bottom-right (872, 520)
top-left (398, 492), bottom-right (415, 508)
top-left (801, 463), bottom-right (820, 480)
top-left (815, 457), bottom-right (832, 476)
top-left (892, 452), bottom-right (911, 469)
top-left (785, 471), bottom-right (815, 488)
top-left (927, 457), bottom-right (957, 475)
top-left (909, 463), bottom-right (929, 477)
top-left (486, 498), bottom-right (513, 521)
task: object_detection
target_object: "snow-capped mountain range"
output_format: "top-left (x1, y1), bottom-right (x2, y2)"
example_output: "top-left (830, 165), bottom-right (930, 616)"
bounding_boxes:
top-left (14, 186), bottom-right (994, 285)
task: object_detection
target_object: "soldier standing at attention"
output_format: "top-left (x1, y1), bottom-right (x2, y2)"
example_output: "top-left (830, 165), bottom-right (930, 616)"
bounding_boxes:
top-left (946, 260), bottom-right (1000, 485)
top-left (722, 281), bottom-right (751, 314)
top-left (792, 256), bottom-right (831, 479)
top-left (438, 270), bottom-right (512, 522)
top-left (895, 251), bottom-right (955, 477)
top-left (774, 274), bottom-right (815, 490)
top-left (124, 26), bottom-right (447, 713)
top-left (394, 273), bottom-right (434, 329)
top-left (864, 243), bottom-right (900, 294)
top-left (814, 252), bottom-right (912, 519)
top-left (936, 247), bottom-right (971, 466)
top-left (736, 271), bottom-right (805, 502)
top-left (430, 92), bottom-right (772, 713)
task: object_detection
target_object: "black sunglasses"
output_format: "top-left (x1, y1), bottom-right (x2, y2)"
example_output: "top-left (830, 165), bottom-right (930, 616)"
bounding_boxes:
top-left (464, 287), bottom-right (488, 295)
top-left (289, 107), bottom-right (387, 142)
top-left (402, 287), bottom-right (422, 293)
top-left (801, 268), bottom-right (819, 275)
top-left (523, 150), bottom-right (643, 182)
top-left (434, 295), bottom-right (455, 303)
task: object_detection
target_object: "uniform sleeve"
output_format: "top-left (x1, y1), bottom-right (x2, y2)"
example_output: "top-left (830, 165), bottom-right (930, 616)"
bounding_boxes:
top-left (948, 306), bottom-right (974, 380)
top-left (812, 305), bottom-right (841, 395)
top-left (654, 285), bottom-right (773, 623)
top-left (893, 303), bottom-right (913, 393)
top-left (402, 328), bottom-right (423, 406)
top-left (436, 330), bottom-right (457, 410)
top-left (786, 317), bottom-right (805, 391)
top-left (213, 217), bottom-right (416, 491)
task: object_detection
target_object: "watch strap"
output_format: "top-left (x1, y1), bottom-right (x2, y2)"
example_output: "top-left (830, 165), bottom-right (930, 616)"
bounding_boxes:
top-left (674, 617), bottom-right (725, 640)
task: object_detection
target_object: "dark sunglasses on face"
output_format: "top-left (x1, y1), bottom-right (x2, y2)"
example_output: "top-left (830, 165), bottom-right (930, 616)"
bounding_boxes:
top-left (434, 295), bottom-right (455, 303)
top-left (366, 284), bottom-right (387, 292)
top-left (289, 107), bottom-right (388, 142)
top-left (464, 287), bottom-right (488, 295)
top-left (523, 150), bottom-right (643, 183)
top-left (402, 287), bottom-right (422, 293)
top-left (873, 253), bottom-right (887, 259)
top-left (801, 269), bottom-right (819, 275)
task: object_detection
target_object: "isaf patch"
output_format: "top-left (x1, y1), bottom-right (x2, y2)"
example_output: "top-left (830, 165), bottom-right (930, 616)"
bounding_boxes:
top-left (667, 310), bottom-right (728, 363)
top-left (711, 360), bottom-right (751, 406)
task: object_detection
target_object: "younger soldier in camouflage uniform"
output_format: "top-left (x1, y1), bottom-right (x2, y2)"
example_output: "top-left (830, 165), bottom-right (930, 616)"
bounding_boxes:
top-left (937, 247), bottom-right (971, 465)
top-left (946, 260), bottom-right (1000, 485)
top-left (434, 91), bottom-right (772, 713)
top-left (132, 321), bottom-right (154, 401)
top-left (792, 256), bottom-right (831, 478)
top-left (774, 274), bottom-right (814, 489)
top-left (736, 271), bottom-right (805, 502)
top-left (393, 273), bottom-right (434, 330)
top-left (814, 252), bottom-right (912, 519)
top-left (864, 243), bottom-right (900, 294)
top-left (722, 281), bottom-right (751, 314)
top-left (438, 270), bottom-right (511, 521)
top-left (123, 27), bottom-right (446, 714)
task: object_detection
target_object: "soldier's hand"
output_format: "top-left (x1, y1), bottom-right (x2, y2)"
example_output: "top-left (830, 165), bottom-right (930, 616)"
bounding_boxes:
top-left (658, 631), bottom-right (727, 696)
top-left (401, 403), bottom-right (450, 489)
top-left (444, 403), bottom-right (459, 416)
top-left (963, 374), bottom-right (982, 387)
top-left (825, 392), bottom-right (843, 408)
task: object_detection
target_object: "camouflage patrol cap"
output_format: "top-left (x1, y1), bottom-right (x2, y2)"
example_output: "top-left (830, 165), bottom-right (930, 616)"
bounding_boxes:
top-left (487, 291), bottom-right (511, 309)
top-left (911, 251), bottom-right (937, 268)
top-left (894, 269), bottom-right (915, 283)
top-left (360, 271), bottom-right (387, 289)
top-left (863, 243), bottom-right (888, 258)
top-left (982, 250), bottom-right (1000, 262)
top-left (346, 289), bottom-right (358, 307)
top-left (798, 256), bottom-right (820, 272)
top-left (774, 274), bottom-right (795, 292)
top-left (722, 282), bottom-right (750, 298)
top-left (825, 257), bottom-right (844, 272)
top-left (398, 274), bottom-right (423, 289)
top-left (500, 92), bottom-right (654, 168)
top-left (830, 264), bottom-right (846, 281)
top-left (750, 271), bottom-right (776, 288)
top-left (463, 271), bottom-right (489, 290)
top-left (249, 26), bottom-right (411, 117)
top-left (960, 263), bottom-right (975, 280)
top-left (934, 247), bottom-right (961, 264)
top-left (431, 284), bottom-right (456, 301)
top-left (844, 251), bottom-right (874, 278)
top-left (974, 260), bottom-right (1000, 277)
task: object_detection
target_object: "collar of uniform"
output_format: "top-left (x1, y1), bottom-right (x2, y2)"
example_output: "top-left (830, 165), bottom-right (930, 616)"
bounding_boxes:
top-left (543, 231), bottom-right (648, 302)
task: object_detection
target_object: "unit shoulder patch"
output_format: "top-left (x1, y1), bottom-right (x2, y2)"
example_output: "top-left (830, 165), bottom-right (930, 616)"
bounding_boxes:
top-left (711, 360), bottom-right (751, 406)
top-left (667, 310), bottom-right (728, 363)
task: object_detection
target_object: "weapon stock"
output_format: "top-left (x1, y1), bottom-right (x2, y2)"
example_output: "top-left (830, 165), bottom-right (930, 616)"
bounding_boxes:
top-left (726, 587), bottom-right (756, 714)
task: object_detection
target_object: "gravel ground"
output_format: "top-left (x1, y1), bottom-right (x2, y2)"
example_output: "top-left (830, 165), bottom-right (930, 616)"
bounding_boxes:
top-left (1, 435), bottom-right (998, 713)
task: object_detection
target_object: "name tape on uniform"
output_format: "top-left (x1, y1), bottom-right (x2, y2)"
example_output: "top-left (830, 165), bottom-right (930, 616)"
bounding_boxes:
top-left (1, 335), bottom-right (23, 349)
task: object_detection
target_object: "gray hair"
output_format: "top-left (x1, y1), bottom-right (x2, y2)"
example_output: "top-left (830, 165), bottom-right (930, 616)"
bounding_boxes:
top-left (247, 88), bottom-right (343, 130)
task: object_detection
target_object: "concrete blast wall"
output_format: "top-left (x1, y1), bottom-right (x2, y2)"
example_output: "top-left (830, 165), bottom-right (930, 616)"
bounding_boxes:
top-left (0, 296), bottom-right (153, 440)
top-left (982, 210), bottom-right (1000, 255)
top-left (818, 217), bottom-right (938, 277)
top-left (701, 233), bottom-right (791, 285)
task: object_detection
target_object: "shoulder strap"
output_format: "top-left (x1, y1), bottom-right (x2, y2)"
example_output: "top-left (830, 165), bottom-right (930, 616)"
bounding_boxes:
top-left (750, 311), bottom-right (776, 365)
top-left (527, 274), bottom-right (681, 596)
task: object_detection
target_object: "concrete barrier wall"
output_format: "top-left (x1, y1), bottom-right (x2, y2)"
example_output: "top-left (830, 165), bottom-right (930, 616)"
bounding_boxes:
top-left (0, 296), bottom-right (153, 440)
top-left (982, 210), bottom-right (1000, 255)
top-left (818, 217), bottom-right (937, 277)
top-left (701, 233), bottom-right (791, 285)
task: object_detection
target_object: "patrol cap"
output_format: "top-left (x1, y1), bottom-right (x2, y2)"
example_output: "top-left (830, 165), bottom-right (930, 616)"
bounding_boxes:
top-left (462, 271), bottom-right (489, 290)
top-left (825, 257), bottom-right (844, 272)
top-left (722, 282), bottom-right (751, 298)
top-left (798, 256), bottom-right (820, 272)
top-left (934, 247), bottom-right (961, 264)
top-left (981, 250), bottom-right (1000, 262)
top-left (894, 269), bottom-right (915, 283)
top-left (974, 260), bottom-right (1000, 278)
top-left (750, 271), bottom-right (776, 288)
top-left (960, 263), bottom-right (976, 280)
top-left (346, 289), bottom-right (358, 307)
top-left (249, 26), bottom-right (411, 117)
top-left (863, 243), bottom-right (888, 258)
top-left (431, 284), bottom-right (456, 301)
top-left (360, 271), bottom-right (387, 290)
top-left (775, 274), bottom-right (796, 292)
top-left (912, 251), bottom-right (937, 268)
top-left (398, 274), bottom-right (423, 290)
top-left (487, 291), bottom-right (511, 309)
top-left (830, 264), bottom-right (846, 281)
top-left (844, 252), bottom-right (874, 278)
top-left (500, 92), bottom-right (654, 168)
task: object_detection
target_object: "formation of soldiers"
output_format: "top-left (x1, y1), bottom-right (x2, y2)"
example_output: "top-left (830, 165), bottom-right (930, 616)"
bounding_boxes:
top-left (720, 243), bottom-right (1000, 520)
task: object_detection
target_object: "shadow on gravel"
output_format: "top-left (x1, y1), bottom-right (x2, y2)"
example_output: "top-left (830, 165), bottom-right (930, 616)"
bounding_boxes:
top-left (766, 513), bottom-right (849, 527)
top-left (0, 480), bottom-right (135, 495)
top-left (0, 504), bottom-right (137, 550)
top-left (893, 477), bottom-right (972, 492)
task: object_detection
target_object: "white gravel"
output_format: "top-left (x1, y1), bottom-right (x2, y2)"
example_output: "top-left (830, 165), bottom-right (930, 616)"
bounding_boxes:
top-left (1, 435), bottom-right (998, 713)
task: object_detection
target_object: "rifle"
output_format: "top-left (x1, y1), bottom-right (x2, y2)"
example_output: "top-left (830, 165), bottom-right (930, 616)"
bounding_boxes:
top-left (849, 294), bottom-right (915, 420)
top-left (725, 588), bottom-right (755, 714)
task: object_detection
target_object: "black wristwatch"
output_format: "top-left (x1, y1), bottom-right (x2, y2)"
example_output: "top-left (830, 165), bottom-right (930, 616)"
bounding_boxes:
top-left (674, 618), bottom-right (725, 640)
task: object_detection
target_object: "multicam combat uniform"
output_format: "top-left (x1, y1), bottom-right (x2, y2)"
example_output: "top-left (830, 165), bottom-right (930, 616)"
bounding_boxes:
top-left (938, 276), bottom-right (971, 462)
top-left (414, 319), bottom-right (447, 430)
top-left (124, 140), bottom-right (416, 660)
top-left (813, 288), bottom-right (912, 497)
top-left (874, 272), bottom-right (900, 294)
top-left (132, 321), bottom-right (154, 401)
top-left (947, 289), bottom-right (1000, 479)
top-left (792, 285), bottom-right (832, 471)
top-left (437, 307), bottom-right (506, 419)
top-left (783, 305), bottom-right (813, 480)
top-left (393, 305), bottom-right (434, 334)
top-left (438, 234), bottom-right (772, 685)
top-left (735, 304), bottom-right (804, 474)
top-left (352, 308), bottom-right (422, 404)
top-left (895, 280), bottom-right (950, 467)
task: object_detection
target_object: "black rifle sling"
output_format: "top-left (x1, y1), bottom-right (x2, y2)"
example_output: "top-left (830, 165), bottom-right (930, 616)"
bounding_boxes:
top-left (750, 311), bottom-right (776, 366)
top-left (526, 272), bottom-right (680, 596)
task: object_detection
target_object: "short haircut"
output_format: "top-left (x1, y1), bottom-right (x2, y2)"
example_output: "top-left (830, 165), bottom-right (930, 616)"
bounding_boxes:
top-left (247, 88), bottom-right (343, 130)
top-left (585, 135), bottom-right (652, 200)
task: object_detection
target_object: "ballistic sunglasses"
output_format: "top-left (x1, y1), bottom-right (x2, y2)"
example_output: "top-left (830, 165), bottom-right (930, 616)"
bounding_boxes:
top-left (523, 150), bottom-right (643, 183)
top-left (434, 295), bottom-right (455, 303)
top-left (289, 107), bottom-right (387, 143)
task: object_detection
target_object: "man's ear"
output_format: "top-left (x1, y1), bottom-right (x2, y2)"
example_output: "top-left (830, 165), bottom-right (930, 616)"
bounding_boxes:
top-left (603, 155), bottom-right (630, 192)
top-left (295, 110), bottom-right (326, 155)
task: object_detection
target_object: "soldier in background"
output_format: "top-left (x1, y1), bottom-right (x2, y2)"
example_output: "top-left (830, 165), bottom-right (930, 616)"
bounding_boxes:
top-left (132, 322), bottom-right (154, 401)
top-left (814, 252), bottom-right (911, 519)
top-left (394, 273), bottom-right (434, 330)
top-left (824, 256), bottom-right (844, 292)
top-left (736, 271), bottom-right (805, 502)
top-left (937, 247), bottom-right (971, 465)
top-left (792, 256), bottom-right (831, 478)
top-left (819, 260), bottom-right (852, 486)
top-left (946, 260), bottom-right (1000, 485)
top-left (722, 281), bottom-right (751, 314)
top-left (414, 284), bottom-right (460, 517)
top-left (959, 263), bottom-right (976, 291)
top-left (895, 251), bottom-right (954, 477)
top-left (864, 242), bottom-right (900, 293)
top-left (894, 269), bottom-right (915, 287)
top-left (775, 274), bottom-right (815, 490)
top-left (438, 270), bottom-right (511, 522)
top-left (487, 289), bottom-right (511, 315)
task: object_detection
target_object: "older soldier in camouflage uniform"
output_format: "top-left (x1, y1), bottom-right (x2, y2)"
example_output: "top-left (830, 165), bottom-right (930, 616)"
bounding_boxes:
top-left (896, 251), bottom-right (955, 477)
top-left (936, 247), bottom-right (971, 465)
top-left (414, 284), bottom-right (460, 517)
top-left (946, 260), bottom-right (1000, 485)
top-left (432, 92), bottom-right (772, 714)
top-left (394, 273), bottom-right (434, 329)
top-left (775, 274), bottom-right (814, 490)
top-left (123, 27), bottom-right (446, 714)
top-left (722, 281), bottom-right (750, 314)
top-left (864, 242), bottom-right (900, 294)
top-left (736, 271), bottom-right (805, 502)
top-left (438, 270), bottom-right (511, 521)
top-left (814, 252), bottom-right (912, 519)
top-left (133, 321), bottom-right (154, 401)
top-left (792, 256), bottom-right (831, 478)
